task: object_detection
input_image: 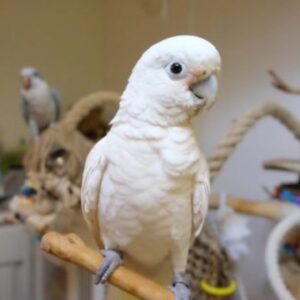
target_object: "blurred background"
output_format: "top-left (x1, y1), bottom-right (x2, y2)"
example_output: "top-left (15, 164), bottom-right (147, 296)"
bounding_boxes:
top-left (1, 1), bottom-right (300, 300)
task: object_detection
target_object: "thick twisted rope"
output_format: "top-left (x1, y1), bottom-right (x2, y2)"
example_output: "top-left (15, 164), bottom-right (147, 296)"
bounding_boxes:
top-left (62, 91), bottom-right (120, 132)
top-left (207, 102), bottom-right (300, 181)
top-left (265, 213), bottom-right (300, 300)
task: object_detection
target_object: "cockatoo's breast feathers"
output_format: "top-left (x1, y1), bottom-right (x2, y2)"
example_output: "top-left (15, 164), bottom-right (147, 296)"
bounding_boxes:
top-left (120, 35), bottom-right (221, 126)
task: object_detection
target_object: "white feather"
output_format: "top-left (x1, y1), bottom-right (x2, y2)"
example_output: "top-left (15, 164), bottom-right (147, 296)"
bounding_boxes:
top-left (215, 194), bottom-right (251, 261)
top-left (81, 35), bottom-right (221, 274)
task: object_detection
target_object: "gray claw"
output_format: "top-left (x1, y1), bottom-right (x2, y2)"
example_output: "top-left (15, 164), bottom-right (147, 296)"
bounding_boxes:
top-left (172, 272), bottom-right (190, 300)
top-left (94, 249), bottom-right (123, 284)
top-left (172, 282), bottom-right (190, 300)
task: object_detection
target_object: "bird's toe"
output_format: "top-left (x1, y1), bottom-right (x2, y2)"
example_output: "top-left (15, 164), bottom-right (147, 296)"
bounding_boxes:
top-left (94, 249), bottom-right (123, 285)
top-left (172, 282), bottom-right (191, 300)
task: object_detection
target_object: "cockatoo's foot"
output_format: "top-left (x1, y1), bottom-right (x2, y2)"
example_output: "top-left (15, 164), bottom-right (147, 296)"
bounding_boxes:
top-left (94, 249), bottom-right (123, 284)
top-left (172, 272), bottom-right (190, 300)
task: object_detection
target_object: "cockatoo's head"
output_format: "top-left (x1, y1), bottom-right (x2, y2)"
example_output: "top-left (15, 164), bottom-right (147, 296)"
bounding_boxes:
top-left (20, 67), bottom-right (44, 90)
top-left (119, 35), bottom-right (221, 126)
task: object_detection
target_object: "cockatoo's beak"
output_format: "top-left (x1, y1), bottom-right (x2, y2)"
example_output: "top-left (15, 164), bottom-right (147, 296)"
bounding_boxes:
top-left (190, 74), bottom-right (218, 109)
top-left (21, 76), bottom-right (31, 90)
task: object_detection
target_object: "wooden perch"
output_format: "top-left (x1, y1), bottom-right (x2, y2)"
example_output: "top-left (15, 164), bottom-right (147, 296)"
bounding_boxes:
top-left (41, 231), bottom-right (174, 300)
top-left (263, 158), bottom-right (300, 174)
top-left (269, 70), bottom-right (300, 95)
top-left (209, 195), bottom-right (297, 220)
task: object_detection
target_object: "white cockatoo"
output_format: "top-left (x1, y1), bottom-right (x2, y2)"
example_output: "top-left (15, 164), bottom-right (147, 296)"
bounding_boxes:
top-left (20, 67), bottom-right (61, 138)
top-left (81, 35), bottom-right (221, 300)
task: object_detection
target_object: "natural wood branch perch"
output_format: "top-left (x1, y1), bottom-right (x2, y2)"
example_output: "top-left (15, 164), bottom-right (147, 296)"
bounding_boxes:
top-left (269, 70), bottom-right (300, 95)
top-left (263, 158), bottom-right (300, 173)
top-left (41, 231), bottom-right (174, 300)
top-left (209, 195), bottom-right (297, 220)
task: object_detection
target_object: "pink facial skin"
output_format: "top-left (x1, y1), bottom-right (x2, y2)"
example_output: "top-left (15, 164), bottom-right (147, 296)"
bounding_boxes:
top-left (185, 69), bottom-right (208, 88)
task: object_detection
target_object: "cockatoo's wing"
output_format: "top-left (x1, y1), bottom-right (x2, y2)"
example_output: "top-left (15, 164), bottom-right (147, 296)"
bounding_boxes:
top-left (81, 138), bottom-right (107, 248)
top-left (50, 88), bottom-right (61, 121)
top-left (20, 95), bottom-right (30, 123)
top-left (192, 167), bottom-right (210, 239)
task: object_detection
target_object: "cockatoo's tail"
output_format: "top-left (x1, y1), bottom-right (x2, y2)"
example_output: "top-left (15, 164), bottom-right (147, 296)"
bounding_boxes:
top-left (81, 35), bottom-right (221, 300)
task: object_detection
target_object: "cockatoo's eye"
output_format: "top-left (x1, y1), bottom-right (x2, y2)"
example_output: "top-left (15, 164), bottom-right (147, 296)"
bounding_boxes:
top-left (166, 62), bottom-right (187, 79)
top-left (170, 63), bottom-right (182, 74)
